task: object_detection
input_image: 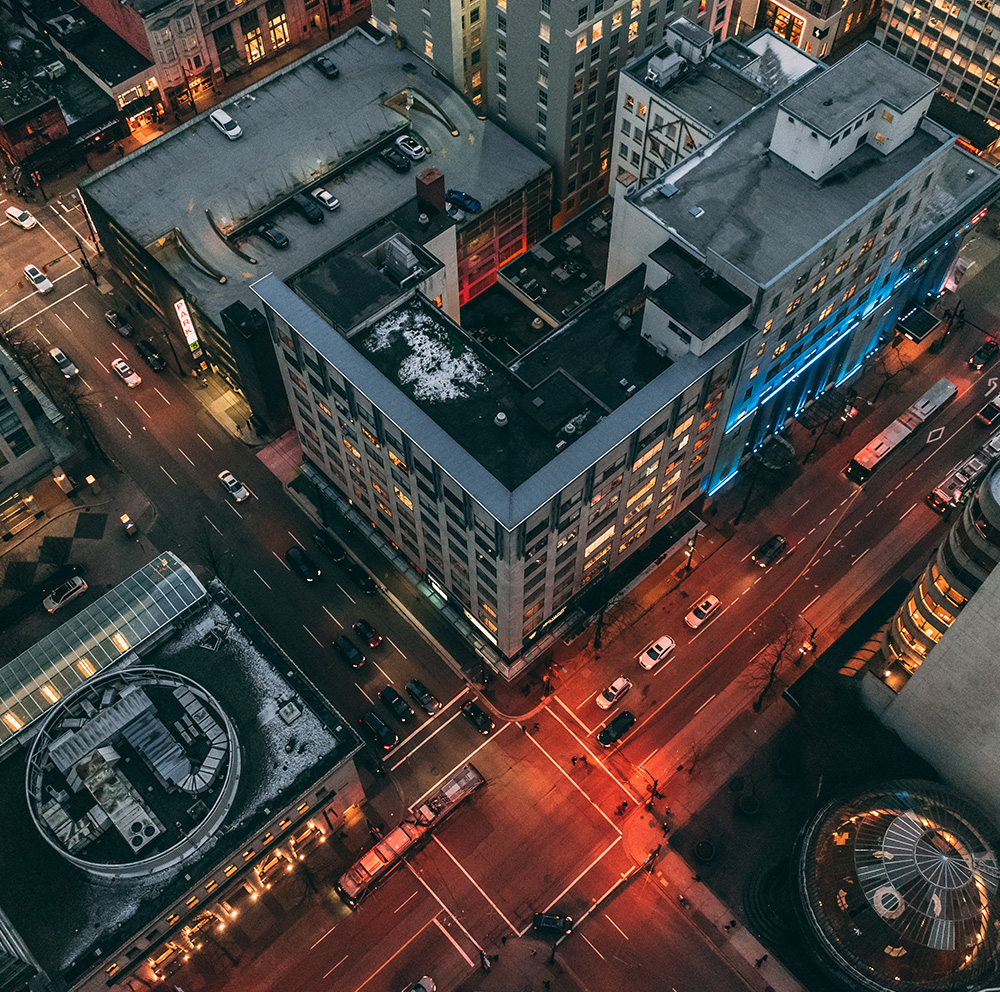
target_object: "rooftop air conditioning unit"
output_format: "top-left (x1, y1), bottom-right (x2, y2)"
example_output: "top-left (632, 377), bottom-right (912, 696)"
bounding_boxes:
top-left (44, 61), bottom-right (67, 80)
top-left (645, 52), bottom-right (685, 87)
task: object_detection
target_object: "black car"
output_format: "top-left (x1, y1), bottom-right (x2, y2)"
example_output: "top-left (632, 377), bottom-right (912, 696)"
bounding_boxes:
top-left (751, 534), bottom-right (788, 568)
top-left (978, 398), bottom-right (1000, 426)
top-left (970, 337), bottom-right (999, 371)
top-left (348, 565), bottom-right (377, 594)
top-left (333, 634), bottom-right (365, 668)
top-left (313, 530), bottom-right (346, 561)
top-left (104, 310), bottom-right (133, 337)
top-left (380, 686), bottom-right (414, 723)
top-left (313, 55), bottom-right (340, 78)
top-left (135, 338), bottom-right (167, 371)
top-left (380, 146), bottom-right (411, 173)
top-left (285, 546), bottom-right (321, 581)
top-left (291, 192), bottom-right (324, 224)
top-left (461, 700), bottom-right (494, 735)
top-left (532, 912), bottom-right (573, 936)
top-left (597, 710), bottom-right (635, 748)
top-left (353, 618), bottom-right (382, 648)
top-left (360, 710), bottom-right (398, 750)
top-left (405, 679), bottom-right (441, 715)
top-left (259, 223), bottom-right (289, 249)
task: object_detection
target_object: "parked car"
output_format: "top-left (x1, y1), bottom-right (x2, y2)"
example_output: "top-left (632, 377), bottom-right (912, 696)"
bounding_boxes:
top-left (405, 679), bottom-right (441, 715)
top-left (445, 203), bottom-right (466, 223)
top-left (217, 469), bottom-right (250, 502)
top-left (380, 686), bottom-right (414, 723)
top-left (23, 263), bottom-right (53, 294)
top-left (48, 346), bottom-right (78, 378)
top-left (313, 529), bottom-right (346, 561)
top-left (637, 635), bottom-right (675, 671)
top-left (291, 192), bottom-right (324, 224)
top-left (313, 55), bottom-right (340, 78)
top-left (597, 710), bottom-right (635, 747)
top-left (751, 534), bottom-right (789, 568)
top-left (460, 700), bottom-right (494, 735)
top-left (360, 710), bottom-right (397, 750)
top-left (43, 575), bottom-right (88, 613)
top-left (445, 189), bottom-right (482, 213)
top-left (258, 223), bottom-right (289, 249)
top-left (353, 618), bottom-right (383, 648)
top-left (401, 980), bottom-right (436, 992)
top-left (104, 310), bottom-right (133, 337)
top-left (333, 634), bottom-right (365, 668)
top-left (209, 108), bottom-right (243, 140)
top-left (135, 339), bottom-right (167, 371)
top-left (6, 205), bottom-right (37, 229)
top-left (111, 357), bottom-right (141, 388)
top-left (532, 912), bottom-right (573, 936)
top-left (395, 134), bottom-right (426, 160)
top-left (596, 675), bottom-right (632, 710)
top-left (312, 188), bottom-right (340, 211)
top-left (358, 21), bottom-right (387, 44)
top-left (685, 594), bottom-right (721, 629)
top-left (348, 564), bottom-right (377, 594)
top-left (380, 146), bottom-right (412, 173)
top-left (969, 338), bottom-right (999, 371)
top-left (285, 546), bottom-right (321, 581)
top-left (978, 398), bottom-right (1000, 427)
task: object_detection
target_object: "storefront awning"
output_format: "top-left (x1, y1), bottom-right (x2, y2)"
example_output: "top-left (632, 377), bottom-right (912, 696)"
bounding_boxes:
top-left (121, 96), bottom-right (154, 119)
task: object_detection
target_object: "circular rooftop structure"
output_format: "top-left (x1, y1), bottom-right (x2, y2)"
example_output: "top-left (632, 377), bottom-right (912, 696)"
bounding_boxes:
top-left (26, 668), bottom-right (240, 879)
top-left (797, 780), bottom-right (1000, 992)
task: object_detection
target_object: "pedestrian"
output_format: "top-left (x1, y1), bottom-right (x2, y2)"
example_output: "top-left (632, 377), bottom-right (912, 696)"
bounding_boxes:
top-left (724, 924), bottom-right (731, 932)
top-left (544, 982), bottom-right (551, 991)
top-left (729, 920), bottom-right (737, 928)
top-left (580, 755), bottom-right (588, 765)
top-left (501, 936), bottom-right (507, 945)
top-left (572, 756), bottom-right (578, 766)
top-left (677, 764), bottom-right (684, 772)
top-left (692, 874), bottom-right (702, 882)
top-left (521, 724), bottom-right (528, 734)
top-left (662, 823), bottom-right (670, 836)
top-left (622, 800), bottom-right (628, 810)
top-left (532, 722), bottom-right (539, 732)
top-left (530, 949), bottom-right (537, 956)
top-left (755, 955), bottom-right (768, 968)
top-left (490, 954), bottom-right (499, 963)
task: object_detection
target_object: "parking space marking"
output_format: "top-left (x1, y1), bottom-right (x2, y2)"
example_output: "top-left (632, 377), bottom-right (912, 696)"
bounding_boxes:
top-left (604, 914), bottom-right (629, 940)
top-left (372, 659), bottom-right (393, 683)
top-left (323, 606), bottom-right (344, 628)
top-left (159, 465), bottom-right (175, 483)
top-left (288, 531), bottom-right (305, 548)
top-left (386, 636), bottom-right (406, 658)
top-left (203, 515), bottom-right (223, 536)
top-left (226, 501), bottom-right (243, 519)
top-left (337, 583), bottom-right (356, 604)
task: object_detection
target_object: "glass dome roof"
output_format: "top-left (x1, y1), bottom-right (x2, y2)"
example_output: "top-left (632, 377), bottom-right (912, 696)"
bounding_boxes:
top-left (797, 780), bottom-right (1000, 991)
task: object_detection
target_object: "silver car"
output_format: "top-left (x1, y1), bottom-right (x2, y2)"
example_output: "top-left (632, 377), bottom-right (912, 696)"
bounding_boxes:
top-left (49, 347), bottom-right (78, 378)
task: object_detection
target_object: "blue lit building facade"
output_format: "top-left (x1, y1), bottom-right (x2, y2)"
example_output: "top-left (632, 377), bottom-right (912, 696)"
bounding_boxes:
top-left (608, 42), bottom-right (1000, 498)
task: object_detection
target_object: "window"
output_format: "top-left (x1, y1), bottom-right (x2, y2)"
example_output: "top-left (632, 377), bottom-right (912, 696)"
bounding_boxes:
top-left (577, 33), bottom-right (587, 51)
top-left (470, 5), bottom-right (480, 21)
top-left (539, 42), bottom-right (550, 61)
top-left (637, 101), bottom-right (647, 118)
top-left (541, 0), bottom-right (550, 11)
top-left (538, 88), bottom-right (547, 106)
top-left (540, 21), bottom-right (550, 41)
top-left (579, 4), bottom-right (589, 23)
top-left (619, 142), bottom-right (629, 158)
top-left (624, 93), bottom-right (634, 111)
top-left (593, 21), bottom-right (603, 40)
top-left (498, 13), bottom-right (507, 31)
top-left (538, 109), bottom-right (547, 127)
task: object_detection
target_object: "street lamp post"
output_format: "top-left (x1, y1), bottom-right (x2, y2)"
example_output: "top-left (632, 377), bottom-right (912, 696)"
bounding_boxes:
top-left (684, 532), bottom-right (698, 573)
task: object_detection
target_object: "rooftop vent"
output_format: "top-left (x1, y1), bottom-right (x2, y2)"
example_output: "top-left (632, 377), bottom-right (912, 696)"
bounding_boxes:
top-left (967, 169), bottom-right (976, 179)
top-left (689, 206), bottom-right (705, 218)
top-left (556, 440), bottom-right (567, 452)
top-left (43, 61), bottom-right (67, 80)
top-left (563, 422), bottom-right (577, 435)
top-left (416, 212), bottom-right (430, 229)
top-left (494, 412), bottom-right (508, 428)
top-left (660, 182), bottom-right (679, 198)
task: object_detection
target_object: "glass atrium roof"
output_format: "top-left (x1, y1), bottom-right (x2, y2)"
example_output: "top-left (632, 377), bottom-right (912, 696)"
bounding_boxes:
top-left (0, 554), bottom-right (206, 748)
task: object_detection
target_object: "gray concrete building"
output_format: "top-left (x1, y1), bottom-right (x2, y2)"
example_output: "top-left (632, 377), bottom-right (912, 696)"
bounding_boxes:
top-left (372, 0), bottom-right (734, 227)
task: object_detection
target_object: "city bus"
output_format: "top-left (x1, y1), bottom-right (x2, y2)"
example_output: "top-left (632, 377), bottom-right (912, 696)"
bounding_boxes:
top-left (845, 378), bottom-right (957, 484)
top-left (925, 452), bottom-right (990, 514)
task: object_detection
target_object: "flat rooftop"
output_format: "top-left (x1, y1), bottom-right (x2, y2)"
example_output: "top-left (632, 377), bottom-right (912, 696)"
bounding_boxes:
top-left (781, 42), bottom-right (935, 137)
top-left (0, 595), bottom-right (356, 983)
top-left (81, 29), bottom-right (549, 329)
top-left (632, 90), bottom-right (957, 286)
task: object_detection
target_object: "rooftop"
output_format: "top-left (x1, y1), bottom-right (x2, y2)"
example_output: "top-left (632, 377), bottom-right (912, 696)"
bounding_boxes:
top-left (648, 240), bottom-right (752, 339)
top-left (631, 76), bottom-right (987, 286)
top-left (780, 43), bottom-right (935, 137)
top-left (81, 29), bottom-right (550, 330)
top-left (0, 590), bottom-right (356, 983)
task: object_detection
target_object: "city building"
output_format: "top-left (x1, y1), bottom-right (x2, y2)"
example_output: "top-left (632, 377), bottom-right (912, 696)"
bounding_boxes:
top-left (15, 0), bottom-right (369, 120)
top-left (608, 42), bottom-right (999, 498)
top-left (876, 0), bottom-right (1000, 130)
top-left (738, 0), bottom-right (880, 60)
top-left (0, 554), bottom-right (363, 992)
top-left (79, 30), bottom-right (551, 433)
top-left (372, 0), bottom-right (733, 227)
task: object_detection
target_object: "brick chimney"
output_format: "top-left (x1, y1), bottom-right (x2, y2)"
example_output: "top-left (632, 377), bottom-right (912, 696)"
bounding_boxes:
top-left (417, 167), bottom-right (446, 214)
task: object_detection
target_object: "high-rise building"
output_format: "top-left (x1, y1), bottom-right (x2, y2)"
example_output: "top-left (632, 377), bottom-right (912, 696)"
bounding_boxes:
top-left (737, 0), bottom-right (880, 60)
top-left (876, 0), bottom-right (1000, 129)
top-left (372, 0), bottom-right (733, 226)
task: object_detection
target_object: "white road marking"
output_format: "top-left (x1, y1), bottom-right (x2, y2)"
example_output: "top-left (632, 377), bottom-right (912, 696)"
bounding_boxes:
top-left (537, 836), bottom-right (623, 931)
top-left (226, 501), bottom-right (243, 519)
top-left (253, 569), bottom-right (271, 589)
top-left (580, 933), bottom-right (606, 960)
top-left (160, 465), bottom-right (176, 483)
top-left (407, 724), bottom-right (507, 810)
top-left (694, 693), bottom-right (716, 715)
top-left (309, 923), bottom-right (338, 950)
top-left (321, 954), bottom-right (348, 978)
top-left (792, 498), bottom-right (810, 516)
top-left (372, 659), bottom-right (393, 683)
top-left (432, 837), bottom-right (518, 932)
top-left (900, 502), bottom-right (918, 520)
top-left (803, 593), bottom-right (821, 612)
top-left (117, 417), bottom-right (132, 438)
top-left (204, 516), bottom-right (223, 536)
top-left (394, 891), bottom-right (419, 914)
top-left (386, 636), bottom-right (406, 658)
top-left (36, 328), bottom-right (50, 344)
top-left (155, 387), bottom-right (170, 405)
top-left (178, 448), bottom-right (195, 466)
top-left (303, 625), bottom-right (322, 647)
top-left (390, 707), bottom-right (466, 771)
top-left (73, 301), bottom-right (88, 317)
top-left (113, 341), bottom-right (127, 358)
top-left (604, 914), bottom-right (629, 940)
top-left (196, 432), bottom-right (212, 449)
top-left (323, 606), bottom-right (343, 628)
top-left (289, 531), bottom-right (305, 548)
top-left (274, 551), bottom-right (290, 569)
top-left (78, 375), bottom-right (91, 391)
top-left (852, 548), bottom-right (870, 565)
top-left (54, 313), bottom-right (72, 331)
top-left (431, 916), bottom-right (475, 967)
top-left (1, 282), bottom-right (88, 321)
top-left (134, 401), bottom-right (150, 419)
top-left (356, 684), bottom-right (375, 704)
top-left (337, 583), bottom-right (356, 604)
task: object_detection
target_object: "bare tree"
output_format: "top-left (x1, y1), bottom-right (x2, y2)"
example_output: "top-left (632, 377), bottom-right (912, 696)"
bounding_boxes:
top-left (870, 339), bottom-right (914, 404)
top-left (745, 615), bottom-right (804, 713)
top-left (190, 517), bottom-right (237, 584)
top-left (600, 592), bottom-right (645, 641)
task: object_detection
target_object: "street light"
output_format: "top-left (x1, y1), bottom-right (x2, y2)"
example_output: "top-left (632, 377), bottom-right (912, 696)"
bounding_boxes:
top-left (684, 533), bottom-right (698, 573)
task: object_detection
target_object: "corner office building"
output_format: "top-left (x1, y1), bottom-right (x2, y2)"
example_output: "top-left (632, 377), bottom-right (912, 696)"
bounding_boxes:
top-left (252, 43), bottom-right (998, 671)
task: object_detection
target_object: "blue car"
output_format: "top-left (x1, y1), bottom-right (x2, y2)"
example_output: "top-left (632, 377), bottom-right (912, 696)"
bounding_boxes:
top-left (446, 189), bottom-right (482, 213)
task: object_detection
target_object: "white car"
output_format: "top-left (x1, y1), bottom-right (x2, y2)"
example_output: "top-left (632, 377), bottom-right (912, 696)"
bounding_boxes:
top-left (111, 357), bottom-right (141, 388)
top-left (49, 346), bottom-right (78, 378)
top-left (312, 188), bottom-right (340, 210)
top-left (210, 108), bottom-right (243, 140)
top-left (43, 576), bottom-right (88, 613)
top-left (5, 205), bottom-right (37, 229)
top-left (23, 264), bottom-right (53, 294)
top-left (218, 469), bottom-right (250, 502)
top-left (637, 635), bottom-right (676, 670)
top-left (685, 594), bottom-right (721, 629)
top-left (395, 134), bottom-right (426, 160)
top-left (596, 675), bottom-right (632, 710)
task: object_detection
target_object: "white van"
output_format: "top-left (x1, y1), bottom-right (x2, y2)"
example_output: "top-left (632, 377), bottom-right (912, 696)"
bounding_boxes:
top-left (210, 108), bottom-right (243, 140)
